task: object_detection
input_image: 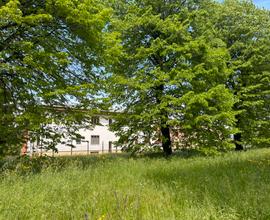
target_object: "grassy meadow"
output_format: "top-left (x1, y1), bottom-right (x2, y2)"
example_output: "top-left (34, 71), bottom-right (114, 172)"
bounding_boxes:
top-left (0, 149), bottom-right (270, 220)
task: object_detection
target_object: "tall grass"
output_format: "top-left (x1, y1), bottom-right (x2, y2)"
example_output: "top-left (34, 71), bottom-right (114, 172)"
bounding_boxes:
top-left (0, 149), bottom-right (270, 220)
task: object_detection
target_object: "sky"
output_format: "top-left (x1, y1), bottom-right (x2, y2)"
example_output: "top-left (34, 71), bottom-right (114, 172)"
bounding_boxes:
top-left (253, 0), bottom-right (270, 9)
top-left (217, 0), bottom-right (270, 9)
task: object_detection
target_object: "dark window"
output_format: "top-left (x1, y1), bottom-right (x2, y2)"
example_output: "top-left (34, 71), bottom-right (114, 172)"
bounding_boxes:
top-left (76, 138), bottom-right (81, 145)
top-left (91, 135), bottom-right (100, 145)
top-left (91, 116), bottom-right (100, 125)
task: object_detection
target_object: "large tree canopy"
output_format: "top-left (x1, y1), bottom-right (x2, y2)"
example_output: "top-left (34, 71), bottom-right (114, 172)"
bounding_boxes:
top-left (105, 0), bottom-right (237, 155)
top-left (0, 0), bottom-right (110, 156)
top-left (212, 0), bottom-right (270, 149)
top-left (1, 0), bottom-right (269, 157)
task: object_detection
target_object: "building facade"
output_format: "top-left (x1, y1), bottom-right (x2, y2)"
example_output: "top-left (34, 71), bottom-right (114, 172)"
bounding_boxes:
top-left (28, 116), bottom-right (119, 156)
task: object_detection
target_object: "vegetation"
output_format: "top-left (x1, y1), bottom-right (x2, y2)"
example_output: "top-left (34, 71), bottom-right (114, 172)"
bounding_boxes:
top-left (107, 0), bottom-right (236, 155)
top-left (1, 148), bottom-right (270, 219)
top-left (0, 0), bottom-right (270, 156)
top-left (0, 1), bottom-right (269, 219)
top-left (213, 0), bottom-right (270, 150)
top-left (107, 0), bottom-right (270, 155)
top-left (0, 0), bottom-right (110, 156)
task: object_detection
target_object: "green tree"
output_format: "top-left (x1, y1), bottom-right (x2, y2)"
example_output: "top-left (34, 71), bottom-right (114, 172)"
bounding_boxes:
top-left (0, 0), bottom-right (110, 156)
top-left (211, 0), bottom-right (270, 150)
top-left (106, 0), bottom-right (236, 155)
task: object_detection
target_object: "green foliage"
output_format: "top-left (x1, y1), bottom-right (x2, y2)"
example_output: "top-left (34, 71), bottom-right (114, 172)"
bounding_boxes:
top-left (0, 0), bottom-right (110, 156)
top-left (1, 149), bottom-right (270, 219)
top-left (0, 155), bottom-right (63, 175)
top-left (106, 0), bottom-right (236, 154)
top-left (1, 0), bottom-right (270, 157)
top-left (209, 0), bottom-right (270, 148)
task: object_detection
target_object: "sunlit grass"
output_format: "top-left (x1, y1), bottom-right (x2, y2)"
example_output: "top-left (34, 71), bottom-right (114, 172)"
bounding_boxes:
top-left (0, 149), bottom-right (270, 219)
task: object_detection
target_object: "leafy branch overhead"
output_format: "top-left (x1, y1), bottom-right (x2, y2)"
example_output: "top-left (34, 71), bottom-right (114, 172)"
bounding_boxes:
top-left (0, 0), bottom-right (110, 155)
top-left (0, 0), bottom-right (269, 156)
top-left (106, 0), bottom-right (238, 155)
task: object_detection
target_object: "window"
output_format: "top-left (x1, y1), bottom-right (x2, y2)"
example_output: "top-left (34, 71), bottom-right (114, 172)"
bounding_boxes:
top-left (76, 138), bottom-right (81, 145)
top-left (91, 135), bottom-right (100, 145)
top-left (91, 116), bottom-right (100, 125)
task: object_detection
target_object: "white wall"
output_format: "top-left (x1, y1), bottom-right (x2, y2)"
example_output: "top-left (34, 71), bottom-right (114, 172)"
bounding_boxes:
top-left (30, 116), bottom-right (119, 154)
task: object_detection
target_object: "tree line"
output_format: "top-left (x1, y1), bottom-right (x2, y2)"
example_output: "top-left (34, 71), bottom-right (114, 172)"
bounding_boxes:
top-left (0, 0), bottom-right (269, 157)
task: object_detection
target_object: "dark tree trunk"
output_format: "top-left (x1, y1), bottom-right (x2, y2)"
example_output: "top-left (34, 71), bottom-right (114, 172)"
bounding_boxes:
top-left (151, 50), bottom-right (173, 156)
top-left (155, 84), bottom-right (173, 156)
top-left (234, 113), bottom-right (243, 151)
top-left (161, 124), bottom-right (172, 156)
top-left (234, 132), bottom-right (243, 151)
top-left (231, 74), bottom-right (244, 152)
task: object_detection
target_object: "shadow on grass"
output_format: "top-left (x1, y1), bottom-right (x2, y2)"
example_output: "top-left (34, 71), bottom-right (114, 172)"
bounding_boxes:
top-left (0, 149), bottom-right (204, 175)
top-left (0, 153), bottom-right (134, 175)
top-left (139, 148), bottom-right (206, 159)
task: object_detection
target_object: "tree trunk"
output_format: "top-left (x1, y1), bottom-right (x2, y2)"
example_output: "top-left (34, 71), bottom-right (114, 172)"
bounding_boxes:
top-left (234, 133), bottom-right (243, 151)
top-left (161, 124), bottom-right (172, 156)
top-left (234, 114), bottom-right (243, 151)
top-left (155, 84), bottom-right (173, 156)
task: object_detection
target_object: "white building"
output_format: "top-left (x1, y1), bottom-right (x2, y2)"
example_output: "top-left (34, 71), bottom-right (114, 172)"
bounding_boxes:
top-left (28, 116), bottom-right (119, 156)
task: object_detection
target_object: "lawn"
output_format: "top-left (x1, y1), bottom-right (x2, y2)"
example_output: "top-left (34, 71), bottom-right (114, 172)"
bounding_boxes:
top-left (0, 149), bottom-right (270, 220)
